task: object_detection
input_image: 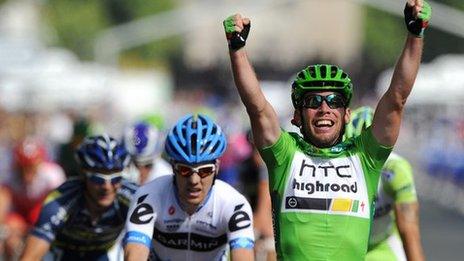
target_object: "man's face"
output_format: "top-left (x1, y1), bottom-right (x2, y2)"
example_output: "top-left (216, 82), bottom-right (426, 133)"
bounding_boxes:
top-left (173, 161), bottom-right (217, 211)
top-left (135, 161), bottom-right (153, 185)
top-left (296, 91), bottom-right (351, 148)
top-left (85, 171), bottom-right (123, 209)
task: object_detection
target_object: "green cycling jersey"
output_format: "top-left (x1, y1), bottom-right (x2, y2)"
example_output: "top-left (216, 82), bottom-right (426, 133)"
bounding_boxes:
top-left (259, 127), bottom-right (391, 260)
top-left (366, 152), bottom-right (417, 260)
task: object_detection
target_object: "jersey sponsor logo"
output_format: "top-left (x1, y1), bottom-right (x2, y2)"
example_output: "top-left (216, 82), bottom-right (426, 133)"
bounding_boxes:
top-left (382, 170), bottom-right (395, 181)
top-left (164, 218), bottom-right (184, 224)
top-left (282, 153), bottom-right (370, 218)
top-left (153, 227), bottom-right (227, 251)
top-left (196, 220), bottom-right (217, 230)
top-left (228, 204), bottom-right (251, 232)
top-left (292, 179), bottom-right (358, 194)
top-left (288, 197), bottom-right (297, 208)
top-left (124, 231), bottom-right (152, 247)
top-left (129, 194), bottom-right (154, 224)
top-left (298, 159), bottom-right (351, 178)
top-left (291, 159), bottom-right (358, 195)
top-left (50, 206), bottom-right (67, 226)
top-left (166, 224), bottom-right (180, 231)
top-left (168, 205), bottom-right (175, 215)
top-left (229, 238), bottom-right (254, 249)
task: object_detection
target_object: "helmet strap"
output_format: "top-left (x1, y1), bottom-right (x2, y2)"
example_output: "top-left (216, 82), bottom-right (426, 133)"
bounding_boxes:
top-left (297, 109), bottom-right (310, 140)
top-left (291, 109), bottom-right (302, 128)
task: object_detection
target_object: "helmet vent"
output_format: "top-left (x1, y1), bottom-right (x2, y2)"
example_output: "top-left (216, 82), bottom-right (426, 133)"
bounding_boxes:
top-left (181, 128), bottom-right (187, 140)
top-left (191, 133), bottom-right (197, 156)
top-left (300, 80), bottom-right (344, 87)
top-left (211, 142), bottom-right (220, 155)
top-left (330, 66), bottom-right (338, 77)
top-left (320, 65), bottom-right (327, 78)
top-left (203, 140), bottom-right (212, 153)
top-left (308, 67), bottom-right (316, 78)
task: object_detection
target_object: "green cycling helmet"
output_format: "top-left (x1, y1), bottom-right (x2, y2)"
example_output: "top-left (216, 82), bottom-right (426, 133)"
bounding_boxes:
top-left (291, 64), bottom-right (353, 108)
top-left (344, 106), bottom-right (374, 140)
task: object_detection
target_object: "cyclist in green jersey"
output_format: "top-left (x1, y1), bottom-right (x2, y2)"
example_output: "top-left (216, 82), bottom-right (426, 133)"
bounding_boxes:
top-left (345, 107), bottom-right (424, 261)
top-left (223, 0), bottom-right (431, 260)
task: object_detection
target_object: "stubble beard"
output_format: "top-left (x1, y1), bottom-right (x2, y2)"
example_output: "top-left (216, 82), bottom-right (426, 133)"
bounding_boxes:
top-left (301, 118), bottom-right (346, 148)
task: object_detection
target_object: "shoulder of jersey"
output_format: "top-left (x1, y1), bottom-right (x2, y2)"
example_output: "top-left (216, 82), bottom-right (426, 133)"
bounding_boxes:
top-left (386, 152), bottom-right (409, 166)
top-left (120, 179), bottom-right (139, 193)
top-left (213, 180), bottom-right (247, 200)
top-left (46, 178), bottom-right (83, 204)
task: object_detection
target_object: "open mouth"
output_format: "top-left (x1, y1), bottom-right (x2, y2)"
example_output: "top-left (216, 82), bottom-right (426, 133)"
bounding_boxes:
top-left (187, 188), bottom-right (201, 198)
top-left (314, 119), bottom-right (334, 128)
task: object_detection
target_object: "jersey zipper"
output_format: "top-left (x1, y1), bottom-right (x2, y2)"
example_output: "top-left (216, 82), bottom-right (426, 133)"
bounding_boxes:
top-left (187, 215), bottom-right (192, 261)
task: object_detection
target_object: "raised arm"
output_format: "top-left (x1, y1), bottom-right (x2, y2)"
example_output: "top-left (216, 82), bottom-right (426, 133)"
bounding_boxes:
top-left (224, 14), bottom-right (281, 149)
top-left (372, 0), bottom-right (431, 146)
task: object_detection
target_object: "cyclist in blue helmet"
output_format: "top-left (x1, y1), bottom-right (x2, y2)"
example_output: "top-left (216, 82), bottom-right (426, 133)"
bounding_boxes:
top-left (21, 134), bottom-right (138, 260)
top-left (124, 114), bottom-right (255, 261)
top-left (123, 122), bottom-right (171, 185)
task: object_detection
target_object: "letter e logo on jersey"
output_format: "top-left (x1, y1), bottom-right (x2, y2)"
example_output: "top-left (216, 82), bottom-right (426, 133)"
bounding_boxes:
top-left (130, 194), bottom-right (154, 224)
top-left (228, 204), bottom-right (251, 232)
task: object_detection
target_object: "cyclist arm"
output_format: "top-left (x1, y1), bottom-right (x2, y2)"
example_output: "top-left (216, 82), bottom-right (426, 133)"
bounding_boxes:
top-left (124, 243), bottom-right (150, 261)
top-left (123, 185), bottom-right (157, 261)
top-left (372, 0), bottom-right (426, 146)
top-left (254, 179), bottom-right (273, 237)
top-left (231, 248), bottom-right (254, 261)
top-left (226, 15), bottom-right (280, 149)
top-left (395, 202), bottom-right (425, 261)
top-left (19, 235), bottom-right (50, 261)
top-left (0, 186), bottom-right (11, 224)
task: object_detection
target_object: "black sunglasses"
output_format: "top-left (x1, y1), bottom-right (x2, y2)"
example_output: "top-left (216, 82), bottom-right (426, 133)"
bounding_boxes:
top-left (302, 94), bottom-right (346, 109)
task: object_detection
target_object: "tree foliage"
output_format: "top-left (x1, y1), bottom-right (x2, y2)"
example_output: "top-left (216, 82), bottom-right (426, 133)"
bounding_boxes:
top-left (42, 0), bottom-right (179, 66)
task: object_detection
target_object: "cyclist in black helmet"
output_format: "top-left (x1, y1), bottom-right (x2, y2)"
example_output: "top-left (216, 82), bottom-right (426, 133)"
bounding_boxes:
top-left (223, 0), bottom-right (431, 260)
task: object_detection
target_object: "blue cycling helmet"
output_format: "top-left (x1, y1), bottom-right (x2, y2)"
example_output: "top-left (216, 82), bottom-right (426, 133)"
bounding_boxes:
top-left (165, 114), bottom-right (227, 164)
top-left (123, 122), bottom-right (163, 165)
top-left (76, 134), bottom-right (130, 172)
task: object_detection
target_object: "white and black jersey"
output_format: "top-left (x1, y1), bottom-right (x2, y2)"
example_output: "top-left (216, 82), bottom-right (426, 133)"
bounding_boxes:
top-left (123, 175), bottom-right (254, 260)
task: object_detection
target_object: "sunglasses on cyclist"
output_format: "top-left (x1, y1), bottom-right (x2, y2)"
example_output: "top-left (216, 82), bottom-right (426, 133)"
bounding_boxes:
top-left (173, 163), bottom-right (216, 178)
top-left (86, 172), bottom-right (123, 185)
top-left (302, 94), bottom-right (346, 109)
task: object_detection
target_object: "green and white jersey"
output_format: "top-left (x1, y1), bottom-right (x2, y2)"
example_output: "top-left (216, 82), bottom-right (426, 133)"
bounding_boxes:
top-left (368, 152), bottom-right (417, 247)
top-left (259, 127), bottom-right (392, 260)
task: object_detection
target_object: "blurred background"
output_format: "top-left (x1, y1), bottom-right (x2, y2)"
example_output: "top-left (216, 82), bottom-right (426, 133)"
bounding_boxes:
top-left (0, 0), bottom-right (463, 259)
